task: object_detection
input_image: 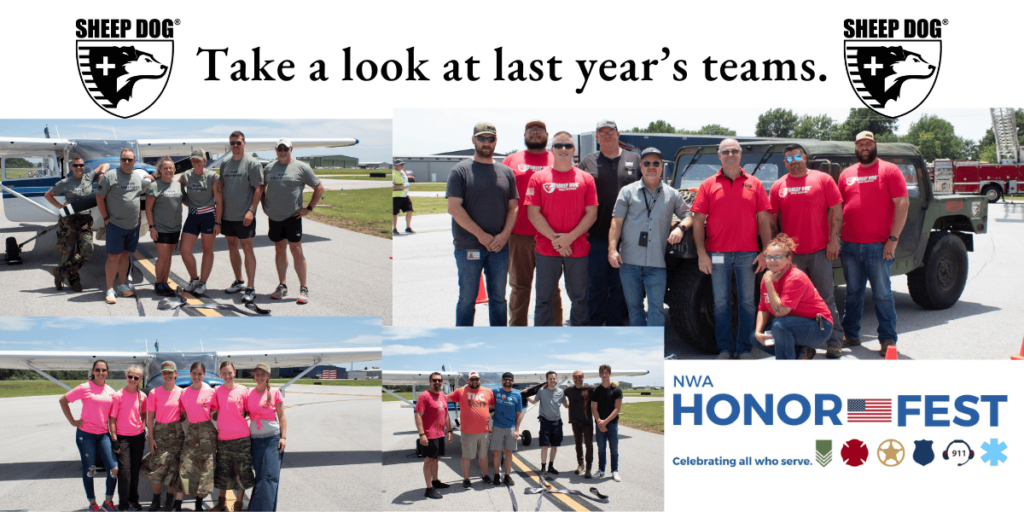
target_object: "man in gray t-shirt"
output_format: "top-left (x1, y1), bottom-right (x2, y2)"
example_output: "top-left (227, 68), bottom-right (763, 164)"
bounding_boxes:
top-left (96, 148), bottom-right (150, 304)
top-left (43, 156), bottom-right (106, 292)
top-left (216, 131), bottom-right (264, 302)
top-left (261, 138), bottom-right (325, 305)
top-left (527, 371), bottom-right (568, 475)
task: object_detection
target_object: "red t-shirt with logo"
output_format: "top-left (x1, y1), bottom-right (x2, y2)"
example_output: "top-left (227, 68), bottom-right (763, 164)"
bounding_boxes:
top-left (769, 170), bottom-right (842, 254)
top-left (758, 265), bottom-right (833, 323)
top-left (524, 167), bottom-right (598, 257)
top-left (690, 169), bottom-right (770, 252)
top-left (414, 390), bottom-right (448, 439)
top-left (448, 386), bottom-right (495, 435)
top-left (838, 160), bottom-right (908, 243)
top-left (503, 151), bottom-right (555, 236)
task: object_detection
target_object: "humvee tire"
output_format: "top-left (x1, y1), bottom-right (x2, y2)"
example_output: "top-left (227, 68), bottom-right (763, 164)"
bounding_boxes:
top-left (907, 232), bottom-right (969, 309)
top-left (667, 262), bottom-right (718, 354)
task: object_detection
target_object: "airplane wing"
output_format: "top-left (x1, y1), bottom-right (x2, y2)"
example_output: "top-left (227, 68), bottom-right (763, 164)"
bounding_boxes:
top-left (382, 370), bottom-right (461, 385)
top-left (510, 370), bottom-right (649, 383)
top-left (0, 137), bottom-right (73, 157)
top-left (135, 138), bottom-right (359, 157)
top-left (214, 347), bottom-right (381, 369)
top-left (0, 351), bottom-right (153, 370)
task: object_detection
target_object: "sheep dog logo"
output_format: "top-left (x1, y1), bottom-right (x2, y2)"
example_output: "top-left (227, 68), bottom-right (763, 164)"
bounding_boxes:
top-left (844, 41), bottom-right (940, 118)
top-left (76, 41), bottom-right (173, 118)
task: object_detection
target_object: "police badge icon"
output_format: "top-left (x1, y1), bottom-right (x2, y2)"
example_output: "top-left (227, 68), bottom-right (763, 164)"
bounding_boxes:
top-left (844, 41), bottom-right (939, 118)
top-left (913, 440), bottom-right (935, 466)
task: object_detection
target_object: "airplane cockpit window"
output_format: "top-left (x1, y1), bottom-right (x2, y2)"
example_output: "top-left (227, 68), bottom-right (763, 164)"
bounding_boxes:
top-left (1, 154), bottom-right (58, 181)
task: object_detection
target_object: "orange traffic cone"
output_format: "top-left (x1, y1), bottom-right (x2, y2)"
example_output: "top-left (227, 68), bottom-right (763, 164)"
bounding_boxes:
top-left (1012, 336), bottom-right (1024, 360)
top-left (475, 276), bottom-right (488, 304)
top-left (884, 346), bottom-right (898, 360)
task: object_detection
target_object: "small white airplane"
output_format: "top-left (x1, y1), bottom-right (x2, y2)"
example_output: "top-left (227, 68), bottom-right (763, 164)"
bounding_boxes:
top-left (383, 368), bottom-right (648, 447)
top-left (1, 126), bottom-right (358, 263)
top-left (0, 346), bottom-right (381, 396)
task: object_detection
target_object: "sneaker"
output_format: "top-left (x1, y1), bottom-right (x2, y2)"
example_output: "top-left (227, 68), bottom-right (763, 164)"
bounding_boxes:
top-left (584, 468), bottom-right (592, 479)
top-left (612, 471), bottom-right (621, 482)
top-left (826, 346), bottom-right (842, 359)
top-left (90, 504), bottom-right (103, 512)
top-left (547, 463), bottom-right (558, 475)
top-left (879, 340), bottom-right (897, 358)
top-left (102, 502), bottom-right (117, 511)
top-left (392, 228), bottom-right (400, 236)
top-left (270, 284), bottom-right (288, 300)
top-left (118, 504), bottom-right (128, 511)
top-left (105, 289), bottom-right (117, 304)
top-left (242, 288), bottom-right (256, 303)
top-left (593, 470), bottom-right (605, 479)
top-left (425, 488), bottom-right (442, 499)
top-left (157, 283), bottom-right (176, 297)
top-left (52, 267), bottom-right (64, 290)
top-left (492, 474), bottom-right (502, 486)
top-left (183, 278), bottom-right (200, 293)
top-left (70, 278), bottom-right (84, 293)
top-left (405, 227), bottom-right (416, 234)
top-left (225, 280), bottom-right (246, 294)
top-left (576, 462), bottom-right (585, 475)
top-left (297, 286), bottom-right (309, 305)
top-left (193, 281), bottom-right (207, 295)
top-left (842, 337), bottom-right (861, 348)
top-left (482, 474), bottom-right (492, 484)
top-left (462, 478), bottom-right (471, 488)
top-left (116, 283), bottom-right (134, 297)
top-left (129, 501), bottom-right (143, 511)
top-left (431, 480), bottom-right (450, 489)
top-left (800, 347), bottom-right (816, 360)
top-left (717, 351), bottom-right (732, 360)
top-left (504, 474), bottom-right (514, 486)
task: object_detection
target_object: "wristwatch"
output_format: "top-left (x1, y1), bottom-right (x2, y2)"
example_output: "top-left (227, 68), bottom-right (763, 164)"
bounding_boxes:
top-left (888, 235), bottom-right (898, 242)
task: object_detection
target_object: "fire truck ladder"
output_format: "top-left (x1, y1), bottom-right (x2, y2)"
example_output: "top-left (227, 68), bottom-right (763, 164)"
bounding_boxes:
top-left (990, 108), bottom-right (1020, 164)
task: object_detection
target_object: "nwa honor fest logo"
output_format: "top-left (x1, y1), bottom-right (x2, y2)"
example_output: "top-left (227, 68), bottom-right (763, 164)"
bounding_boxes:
top-left (75, 19), bottom-right (176, 118)
top-left (843, 18), bottom-right (943, 118)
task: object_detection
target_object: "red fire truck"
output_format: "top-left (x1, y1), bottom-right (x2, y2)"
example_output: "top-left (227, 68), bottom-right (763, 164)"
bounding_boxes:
top-left (934, 158), bottom-right (1023, 202)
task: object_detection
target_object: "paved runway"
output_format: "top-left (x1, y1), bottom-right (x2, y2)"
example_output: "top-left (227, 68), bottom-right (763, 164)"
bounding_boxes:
top-left (381, 399), bottom-right (664, 511)
top-left (0, 384), bottom-right (381, 511)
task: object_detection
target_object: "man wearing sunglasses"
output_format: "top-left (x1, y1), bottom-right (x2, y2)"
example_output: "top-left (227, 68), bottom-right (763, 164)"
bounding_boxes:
top-left (262, 138), bottom-right (324, 305)
top-left (447, 371), bottom-right (495, 488)
top-left (526, 132), bottom-right (598, 326)
top-left (691, 139), bottom-right (772, 359)
top-left (217, 131), bottom-right (264, 303)
top-left (96, 148), bottom-right (149, 304)
top-left (608, 148), bottom-right (692, 326)
top-left (446, 122), bottom-right (519, 326)
top-left (490, 372), bottom-right (522, 486)
top-left (501, 120), bottom-right (562, 326)
top-left (415, 372), bottom-right (453, 499)
top-left (44, 155), bottom-right (107, 292)
top-left (768, 144), bottom-right (845, 358)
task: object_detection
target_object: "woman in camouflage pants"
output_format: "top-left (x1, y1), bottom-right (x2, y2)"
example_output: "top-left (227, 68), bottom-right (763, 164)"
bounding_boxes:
top-left (179, 363), bottom-right (217, 511)
top-left (141, 362), bottom-right (185, 511)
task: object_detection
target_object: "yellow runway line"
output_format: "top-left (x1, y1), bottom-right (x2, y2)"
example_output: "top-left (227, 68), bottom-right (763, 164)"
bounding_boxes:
top-left (132, 250), bottom-right (222, 317)
top-left (511, 455), bottom-right (589, 512)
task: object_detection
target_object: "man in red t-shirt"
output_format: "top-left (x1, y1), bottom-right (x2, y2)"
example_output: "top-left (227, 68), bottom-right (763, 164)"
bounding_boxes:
top-left (526, 131), bottom-right (599, 326)
top-left (502, 120), bottom-right (562, 326)
top-left (415, 372), bottom-right (453, 499)
top-left (838, 131), bottom-right (909, 357)
top-left (448, 371), bottom-right (496, 488)
top-left (691, 138), bottom-right (772, 359)
top-left (769, 144), bottom-right (845, 358)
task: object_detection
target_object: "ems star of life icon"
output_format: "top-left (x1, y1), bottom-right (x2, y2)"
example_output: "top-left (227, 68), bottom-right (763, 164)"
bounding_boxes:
top-left (76, 40), bottom-right (173, 119)
top-left (844, 40), bottom-right (940, 118)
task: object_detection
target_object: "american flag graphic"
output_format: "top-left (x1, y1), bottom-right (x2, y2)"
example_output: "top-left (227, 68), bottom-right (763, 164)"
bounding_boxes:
top-left (847, 398), bottom-right (892, 423)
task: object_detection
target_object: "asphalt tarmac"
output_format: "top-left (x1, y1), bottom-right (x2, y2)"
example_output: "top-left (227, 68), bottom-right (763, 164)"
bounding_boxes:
top-left (380, 398), bottom-right (664, 511)
top-left (0, 181), bottom-right (391, 324)
top-left (0, 384), bottom-right (381, 511)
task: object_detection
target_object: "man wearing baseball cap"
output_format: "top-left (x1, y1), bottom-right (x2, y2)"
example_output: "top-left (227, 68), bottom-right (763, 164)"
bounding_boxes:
top-left (579, 120), bottom-right (640, 326)
top-left (489, 372), bottom-right (523, 485)
top-left (392, 159), bottom-right (414, 235)
top-left (838, 131), bottom-right (909, 356)
top-left (262, 138), bottom-right (325, 305)
top-left (447, 371), bottom-right (495, 488)
top-left (501, 120), bottom-right (562, 326)
top-left (446, 122), bottom-right (519, 326)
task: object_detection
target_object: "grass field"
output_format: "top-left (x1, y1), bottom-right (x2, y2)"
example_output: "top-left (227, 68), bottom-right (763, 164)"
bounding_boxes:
top-left (622, 390), bottom-right (664, 397)
top-left (410, 183), bottom-right (447, 192)
top-left (268, 379), bottom-right (380, 387)
top-left (0, 378), bottom-right (378, 399)
top-left (323, 176), bottom-right (389, 181)
top-left (381, 391), bottom-right (414, 402)
top-left (409, 196), bottom-right (449, 215)
top-left (303, 188), bottom-right (390, 238)
top-left (618, 401), bottom-right (664, 435)
top-left (312, 168), bottom-right (381, 176)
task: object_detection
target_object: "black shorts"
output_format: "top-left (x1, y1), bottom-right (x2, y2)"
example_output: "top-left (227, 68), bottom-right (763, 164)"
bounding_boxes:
top-left (539, 418), bottom-right (563, 447)
top-left (155, 230), bottom-right (181, 245)
top-left (222, 218), bottom-right (257, 240)
top-left (268, 217), bottom-right (302, 243)
top-left (182, 211), bottom-right (216, 236)
top-left (420, 437), bottom-right (446, 459)
top-left (393, 196), bottom-right (413, 215)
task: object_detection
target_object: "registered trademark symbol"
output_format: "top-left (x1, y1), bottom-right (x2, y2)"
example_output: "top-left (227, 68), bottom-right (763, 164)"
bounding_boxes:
top-left (942, 19), bottom-right (948, 25)
top-left (175, 19), bottom-right (181, 25)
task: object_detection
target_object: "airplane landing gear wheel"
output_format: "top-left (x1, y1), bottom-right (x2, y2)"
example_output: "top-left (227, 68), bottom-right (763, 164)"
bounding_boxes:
top-left (521, 430), bottom-right (532, 446)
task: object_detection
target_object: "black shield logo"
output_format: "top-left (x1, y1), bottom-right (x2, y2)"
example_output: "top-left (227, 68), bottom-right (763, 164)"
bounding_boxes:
top-left (844, 40), bottom-right (940, 118)
top-left (913, 440), bottom-right (935, 466)
top-left (76, 40), bottom-right (173, 119)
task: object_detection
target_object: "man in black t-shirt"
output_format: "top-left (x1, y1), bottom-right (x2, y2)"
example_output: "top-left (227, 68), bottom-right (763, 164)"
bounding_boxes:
top-left (563, 370), bottom-right (594, 478)
top-left (591, 364), bottom-right (624, 482)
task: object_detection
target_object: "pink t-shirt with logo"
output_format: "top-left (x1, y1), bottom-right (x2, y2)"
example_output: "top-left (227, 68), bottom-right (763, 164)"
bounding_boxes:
top-left (180, 386), bottom-right (216, 423)
top-left (64, 381), bottom-right (116, 435)
top-left (110, 388), bottom-right (148, 436)
top-left (147, 385), bottom-right (183, 424)
top-left (524, 167), bottom-right (599, 257)
top-left (213, 384), bottom-right (250, 440)
top-left (246, 388), bottom-right (284, 433)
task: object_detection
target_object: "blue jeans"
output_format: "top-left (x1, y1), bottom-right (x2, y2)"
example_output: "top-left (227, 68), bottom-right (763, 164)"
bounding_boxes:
top-left (587, 238), bottom-right (627, 326)
top-left (840, 242), bottom-right (897, 342)
top-left (595, 420), bottom-right (619, 472)
top-left (752, 316), bottom-right (833, 359)
top-left (619, 264), bottom-right (667, 326)
top-left (455, 245), bottom-right (509, 326)
top-left (249, 435), bottom-right (284, 512)
top-left (75, 429), bottom-right (118, 502)
top-left (710, 251), bottom-right (757, 355)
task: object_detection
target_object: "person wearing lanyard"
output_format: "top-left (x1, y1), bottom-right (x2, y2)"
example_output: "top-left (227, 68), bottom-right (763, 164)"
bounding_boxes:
top-left (141, 361), bottom-right (185, 511)
top-left (145, 157), bottom-right (185, 297)
top-left (609, 147), bottom-right (693, 326)
top-left (210, 362), bottom-right (255, 511)
top-left (247, 363), bottom-right (287, 511)
top-left (59, 359), bottom-right (119, 511)
top-left (178, 363), bottom-right (217, 511)
top-left (178, 149), bottom-right (223, 296)
top-left (109, 365), bottom-right (148, 512)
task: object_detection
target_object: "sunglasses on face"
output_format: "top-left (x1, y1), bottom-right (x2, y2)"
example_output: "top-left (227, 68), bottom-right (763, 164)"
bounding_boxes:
top-left (785, 154), bottom-right (804, 163)
top-left (642, 161), bottom-right (662, 167)
top-left (229, 141), bottom-right (244, 146)
top-left (502, 378), bottom-right (514, 382)
top-left (552, 143), bottom-right (574, 150)
top-left (431, 378), bottom-right (443, 383)
top-left (121, 158), bottom-right (135, 162)
top-left (719, 149), bottom-right (740, 156)
top-left (469, 379), bottom-right (480, 382)
top-left (765, 254), bottom-right (789, 261)
top-left (475, 136), bottom-right (496, 143)
top-left (71, 163), bottom-right (85, 168)
top-left (276, 146), bottom-right (290, 152)
top-left (127, 375), bottom-right (141, 381)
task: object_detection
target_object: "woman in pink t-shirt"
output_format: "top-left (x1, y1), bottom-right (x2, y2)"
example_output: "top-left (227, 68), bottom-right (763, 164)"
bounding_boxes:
top-left (178, 363), bottom-right (217, 510)
top-left (210, 361), bottom-right (255, 511)
top-left (140, 362), bottom-right (185, 511)
top-left (58, 359), bottom-right (119, 511)
top-left (108, 365), bottom-right (147, 511)
top-left (246, 363), bottom-right (287, 511)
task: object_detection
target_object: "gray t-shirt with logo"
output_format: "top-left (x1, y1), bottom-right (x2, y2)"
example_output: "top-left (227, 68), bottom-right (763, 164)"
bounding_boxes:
top-left (147, 180), bottom-right (184, 233)
top-left (50, 170), bottom-right (101, 208)
top-left (97, 170), bottom-right (146, 230)
top-left (263, 160), bottom-right (321, 222)
top-left (536, 386), bottom-right (567, 422)
top-left (181, 170), bottom-right (219, 209)
top-left (219, 156), bottom-right (264, 222)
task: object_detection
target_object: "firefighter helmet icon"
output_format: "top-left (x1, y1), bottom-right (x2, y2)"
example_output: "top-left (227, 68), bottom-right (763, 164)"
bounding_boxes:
top-left (844, 41), bottom-right (940, 118)
top-left (76, 41), bottom-right (173, 118)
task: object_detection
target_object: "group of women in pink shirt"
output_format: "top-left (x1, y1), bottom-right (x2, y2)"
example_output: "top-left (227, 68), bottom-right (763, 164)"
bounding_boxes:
top-left (59, 359), bottom-right (288, 512)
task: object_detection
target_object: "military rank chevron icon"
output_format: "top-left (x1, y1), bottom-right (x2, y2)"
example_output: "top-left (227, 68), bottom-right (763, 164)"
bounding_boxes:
top-left (816, 440), bottom-right (833, 467)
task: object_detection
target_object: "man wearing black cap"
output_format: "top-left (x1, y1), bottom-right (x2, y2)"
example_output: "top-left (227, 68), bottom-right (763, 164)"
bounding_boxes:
top-left (446, 122), bottom-right (519, 326)
top-left (392, 159), bottom-right (414, 235)
top-left (579, 120), bottom-right (640, 325)
top-left (609, 147), bottom-right (692, 326)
